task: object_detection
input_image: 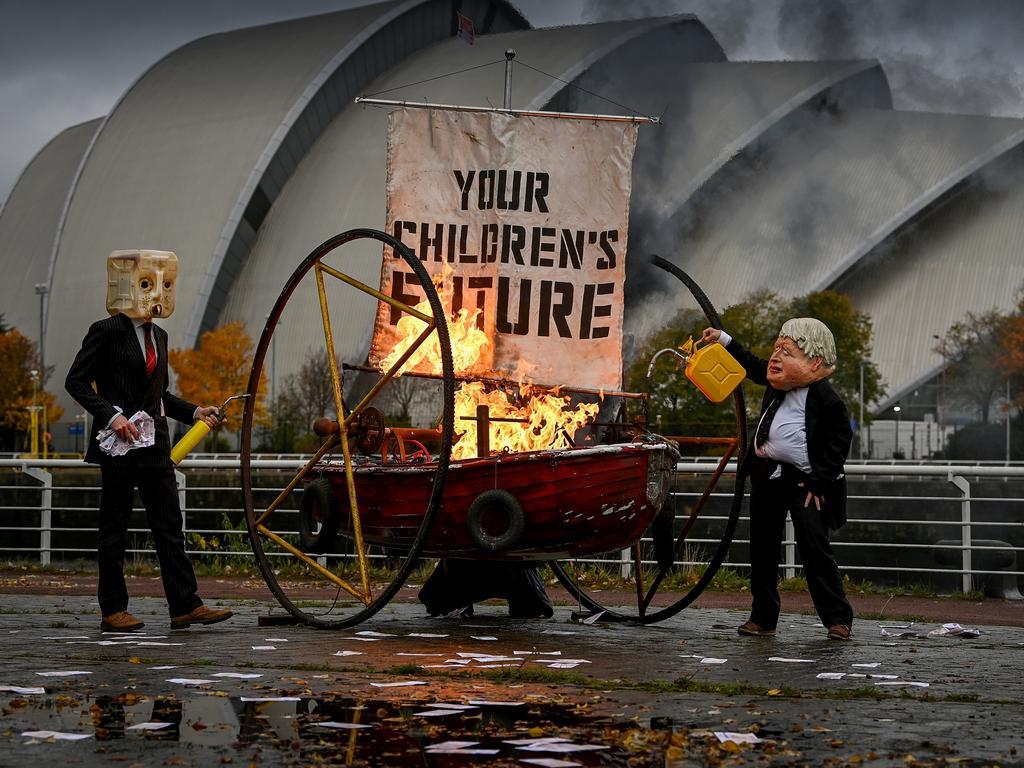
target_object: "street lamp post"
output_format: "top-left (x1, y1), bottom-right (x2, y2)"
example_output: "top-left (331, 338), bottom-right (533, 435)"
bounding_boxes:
top-left (28, 369), bottom-right (40, 457)
top-left (34, 283), bottom-right (47, 374)
top-left (893, 404), bottom-right (902, 459)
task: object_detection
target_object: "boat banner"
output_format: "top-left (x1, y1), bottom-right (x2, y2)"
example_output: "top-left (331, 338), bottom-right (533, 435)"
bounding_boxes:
top-left (370, 107), bottom-right (638, 390)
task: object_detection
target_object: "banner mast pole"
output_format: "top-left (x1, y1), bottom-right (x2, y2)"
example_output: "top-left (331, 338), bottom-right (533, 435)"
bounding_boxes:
top-left (503, 49), bottom-right (515, 109)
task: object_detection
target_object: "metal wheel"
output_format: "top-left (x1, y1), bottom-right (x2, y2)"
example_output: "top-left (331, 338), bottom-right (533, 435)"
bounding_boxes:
top-left (240, 229), bottom-right (455, 628)
top-left (550, 257), bottom-right (747, 623)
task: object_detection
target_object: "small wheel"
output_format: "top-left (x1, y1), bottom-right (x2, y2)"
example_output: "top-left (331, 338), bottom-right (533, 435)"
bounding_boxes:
top-left (466, 489), bottom-right (525, 552)
top-left (298, 478), bottom-right (338, 554)
top-left (240, 228), bottom-right (455, 629)
top-left (551, 258), bottom-right (747, 623)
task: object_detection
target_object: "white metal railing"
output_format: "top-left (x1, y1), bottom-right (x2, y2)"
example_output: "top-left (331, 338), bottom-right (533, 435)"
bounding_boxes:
top-left (1, 458), bottom-right (1021, 594)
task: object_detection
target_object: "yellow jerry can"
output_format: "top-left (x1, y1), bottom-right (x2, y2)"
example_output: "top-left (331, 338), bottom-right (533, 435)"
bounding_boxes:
top-left (681, 337), bottom-right (746, 403)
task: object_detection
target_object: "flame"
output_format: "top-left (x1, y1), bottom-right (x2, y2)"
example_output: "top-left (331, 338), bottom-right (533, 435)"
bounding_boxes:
top-left (378, 269), bottom-right (598, 459)
top-left (452, 382), bottom-right (599, 460)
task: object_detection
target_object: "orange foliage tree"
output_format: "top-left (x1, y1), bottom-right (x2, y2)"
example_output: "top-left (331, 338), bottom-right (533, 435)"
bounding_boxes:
top-left (169, 322), bottom-right (268, 443)
top-left (999, 293), bottom-right (1024, 411)
top-left (0, 322), bottom-right (63, 450)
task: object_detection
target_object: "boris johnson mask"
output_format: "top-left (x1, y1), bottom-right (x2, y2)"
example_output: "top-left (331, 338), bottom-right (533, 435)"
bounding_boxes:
top-left (766, 317), bottom-right (837, 391)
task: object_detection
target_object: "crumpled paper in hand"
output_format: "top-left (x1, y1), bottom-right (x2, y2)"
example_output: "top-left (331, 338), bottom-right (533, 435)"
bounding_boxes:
top-left (96, 410), bottom-right (155, 456)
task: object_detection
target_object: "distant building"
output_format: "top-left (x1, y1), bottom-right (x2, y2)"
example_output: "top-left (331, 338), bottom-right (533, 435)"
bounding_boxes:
top-left (2, 0), bottom-right (1022, 450)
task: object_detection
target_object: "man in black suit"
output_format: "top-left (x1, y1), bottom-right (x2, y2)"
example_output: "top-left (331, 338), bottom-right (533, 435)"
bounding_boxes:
top-left (66, 249), bottom-right (232, 632)
top-left (703, 318), bottom-right (854, 641)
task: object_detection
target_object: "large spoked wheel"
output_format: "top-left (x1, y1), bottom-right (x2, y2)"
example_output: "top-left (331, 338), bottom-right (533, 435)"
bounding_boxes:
top-left (240, 229), bottom-right (455, 628)
top-left (550, 258), bottom-right (747, 623)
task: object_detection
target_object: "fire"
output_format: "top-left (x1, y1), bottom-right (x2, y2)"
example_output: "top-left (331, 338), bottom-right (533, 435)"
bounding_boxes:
top-left (453, 382), bottom-right (599, 460)
top-left (378, 271), bottom-right (598, 459)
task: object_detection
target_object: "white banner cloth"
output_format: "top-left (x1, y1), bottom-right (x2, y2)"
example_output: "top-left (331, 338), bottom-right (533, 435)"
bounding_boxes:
top-left (370, 108), bottom-right (637, 390)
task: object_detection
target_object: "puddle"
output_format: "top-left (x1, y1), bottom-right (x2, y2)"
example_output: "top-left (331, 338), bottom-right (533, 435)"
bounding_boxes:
top-left (3, 692), bottom-right (671, 765)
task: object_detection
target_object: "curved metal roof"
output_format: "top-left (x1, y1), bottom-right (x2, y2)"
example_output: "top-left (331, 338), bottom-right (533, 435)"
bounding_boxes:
top-left (838, 150), bottom-right (1024, 405)
top-left (219, 16), bottom-right (725, 381)
top-left (44, 0), bottom-right (527, 411)
top-left (0, 118), bottom-right (100, 337)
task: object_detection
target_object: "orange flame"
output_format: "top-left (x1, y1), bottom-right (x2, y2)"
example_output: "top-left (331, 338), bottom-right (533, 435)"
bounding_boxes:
top-left (378, 269), bottom-right (598, 459)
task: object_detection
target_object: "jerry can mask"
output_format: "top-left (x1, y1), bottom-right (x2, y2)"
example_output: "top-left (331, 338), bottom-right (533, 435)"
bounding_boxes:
top-left (680, 336), bottom-right (746, 403)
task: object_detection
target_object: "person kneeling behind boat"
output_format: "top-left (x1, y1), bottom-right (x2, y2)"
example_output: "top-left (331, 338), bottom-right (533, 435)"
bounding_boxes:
top-left (419, 560), bottom-right (554, 619)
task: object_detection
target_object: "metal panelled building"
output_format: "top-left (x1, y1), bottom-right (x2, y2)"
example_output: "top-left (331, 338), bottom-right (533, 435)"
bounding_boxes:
top-left (2, 0), bottom-right (1023, 447)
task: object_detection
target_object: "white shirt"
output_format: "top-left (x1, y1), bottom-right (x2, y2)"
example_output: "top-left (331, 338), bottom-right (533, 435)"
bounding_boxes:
top-left (718, 331), bottom-right (811, 473)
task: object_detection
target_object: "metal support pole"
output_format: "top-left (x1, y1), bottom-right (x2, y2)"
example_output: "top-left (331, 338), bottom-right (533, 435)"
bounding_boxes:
top-left (503, 49), bottom-right (515, 110)
top-left (175, 469), bottom-right (187, 535)
top-left (784, 519), bottom-right (796, 580)
top-left (859, 362), bottom-right (865, 460)
top-left (948, 473), bottom-right (972, 594)
top-left (34, 283), bottom-right (47, 376)
top-left (23, 466), bottom-right (52, 566)
top-left (620, 547), bottom-right (632, 580)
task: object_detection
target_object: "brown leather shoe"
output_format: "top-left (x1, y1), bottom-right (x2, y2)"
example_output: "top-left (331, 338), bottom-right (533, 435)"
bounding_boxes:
top-left (100, 611), bottom-right (145, 632)
top-left (827, 624), bottom-right (852, 641)
top-left (737, 620), bottom-right (776, 636)
top-left (170, 604), bottom-right (233, 630)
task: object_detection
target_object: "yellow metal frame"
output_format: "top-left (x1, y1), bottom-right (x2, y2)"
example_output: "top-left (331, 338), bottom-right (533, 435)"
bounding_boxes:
top-left (252, 258), bottom-right (438, 607)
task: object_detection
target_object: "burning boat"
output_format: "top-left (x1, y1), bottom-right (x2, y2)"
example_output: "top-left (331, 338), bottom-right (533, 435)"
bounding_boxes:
top-left (240, 95), bottom-right (747, 629)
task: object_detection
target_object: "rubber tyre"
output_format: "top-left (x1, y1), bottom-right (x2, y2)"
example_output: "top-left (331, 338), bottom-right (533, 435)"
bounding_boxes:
top-left (466, 489), bottom-right (525, 552)
top-left (298, 478), bottom-right (339, 554)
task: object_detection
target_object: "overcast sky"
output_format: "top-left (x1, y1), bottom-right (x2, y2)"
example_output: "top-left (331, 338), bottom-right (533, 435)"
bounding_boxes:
top-left (2, 0), bottom-right (1024, 206)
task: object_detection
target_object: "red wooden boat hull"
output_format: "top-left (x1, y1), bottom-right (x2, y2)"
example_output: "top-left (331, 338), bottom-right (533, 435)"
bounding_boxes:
top-left (317, 439), bottom-right (679, 560)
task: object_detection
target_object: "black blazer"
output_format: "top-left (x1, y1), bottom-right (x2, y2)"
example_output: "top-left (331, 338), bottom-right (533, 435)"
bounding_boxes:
top-left (65, 313), bottom-right (197, 467)
top-left (727, 339), bottom-right (853, 529)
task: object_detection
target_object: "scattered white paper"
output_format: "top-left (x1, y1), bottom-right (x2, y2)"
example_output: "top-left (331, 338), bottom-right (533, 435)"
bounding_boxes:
top-left (265, 638), bottom-right (289, 642)
top-left (471, 635), bottom-right (498, 641)
top-left (211, 673), bottom-right (263, 679)
top-left (148, 666), bottom-right (179, 670)
top-left (467, 699), bottom-right (525, 706)
top-left (519, 759), bottom-right (582, 768)
top-left (0, 685), bottom-right (46, 695)
top-left (928, 623), bottom-right (981, 638)
top-left (127, 722), bottom-right (174, 731)
top-left (515, 650), bottom-right (560, 656)
top-left (251, 645), bottom-right (276, 651)
top-left (356, 631), bottom-right (395, 637)
top-left (425, 740), bottom-right (482, 751)
top-left (533, 658), bottom-right (589, 665)
top-left (408, 632), bottom-right (448, 638)
top-left (239, 696), bottom-right (302, 701)
top-left (715, 732), bottom-right (763, 744)
top-left (22, 730), bottom-right (91, 741)
top-left (414, 709), bottom-right (463, 717)
top-left (35, 670), bottom-right (92, 677)
top-left (816, 672), bottom-right (846, 680)
top-left (41, 636), bottom-right (90, 640)
top-left (547, 662), bottom-right (583, 669)
top-left (768, 657), bottom-right (815, 663)
top-left (428, 703), bottom-right (478, 710)
top-left (851, 663), bottom-right (880, 668)
top-left (700, 658), bottom-right (727, 664)
top-left (580, 611), bottom-right (606, 625)
top-left (875, 681), bottom-right (930, 688)
top-left (166, 678), bottom-right (214, 686)
top-left (518, 742), bottom-right (608, 753)
top-left (542, 630), bottom-right (577, 635)
top-left (369, 680), bottom-right (427, 688)
top-left (333, 650), bottom-right (363, 657)
top-left (136, 642), bottom-right (184, 647)
top-left (504, 737), bottom-right (571, 746)
top-left (395, 652), bottom-right (444, 657)
top-left (314, 721), bottom-right (372, 729)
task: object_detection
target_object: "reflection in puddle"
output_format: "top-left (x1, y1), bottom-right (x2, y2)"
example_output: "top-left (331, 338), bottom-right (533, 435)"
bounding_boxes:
top-left (6, 693), bottom-right (670, 764)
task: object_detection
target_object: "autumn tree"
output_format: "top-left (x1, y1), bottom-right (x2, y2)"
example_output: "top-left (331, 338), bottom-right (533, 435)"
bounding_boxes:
top-left (934, 310), bottom-right (1008, 423)
top-left (169, 322), bottom-right (268, 448)
top-left (0, 324), bottom-right (63, 451)
top-left (627, 289), bottom-right (884, 440)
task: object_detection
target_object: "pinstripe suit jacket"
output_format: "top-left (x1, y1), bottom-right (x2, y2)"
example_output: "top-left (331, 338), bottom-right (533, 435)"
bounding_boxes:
top-left (65, 313), bottom-right (197, 467)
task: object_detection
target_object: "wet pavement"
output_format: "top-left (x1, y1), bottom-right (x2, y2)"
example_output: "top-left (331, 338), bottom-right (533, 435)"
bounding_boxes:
top-left (0, 593), bottom-right (1022, 766)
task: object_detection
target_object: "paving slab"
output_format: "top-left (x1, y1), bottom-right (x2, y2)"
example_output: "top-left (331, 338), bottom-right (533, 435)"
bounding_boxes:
top-left (0, 592), bottom-right (1021, 766)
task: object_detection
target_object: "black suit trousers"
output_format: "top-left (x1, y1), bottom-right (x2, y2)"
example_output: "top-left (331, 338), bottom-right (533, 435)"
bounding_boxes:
top-left (748, 470), bottom-right (853, 630)
top-left (98, 465), bottom-right (202, 617)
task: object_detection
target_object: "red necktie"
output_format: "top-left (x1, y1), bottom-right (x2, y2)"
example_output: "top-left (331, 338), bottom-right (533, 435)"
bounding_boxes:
top-left (143, 323), bottom-right (156, 376)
